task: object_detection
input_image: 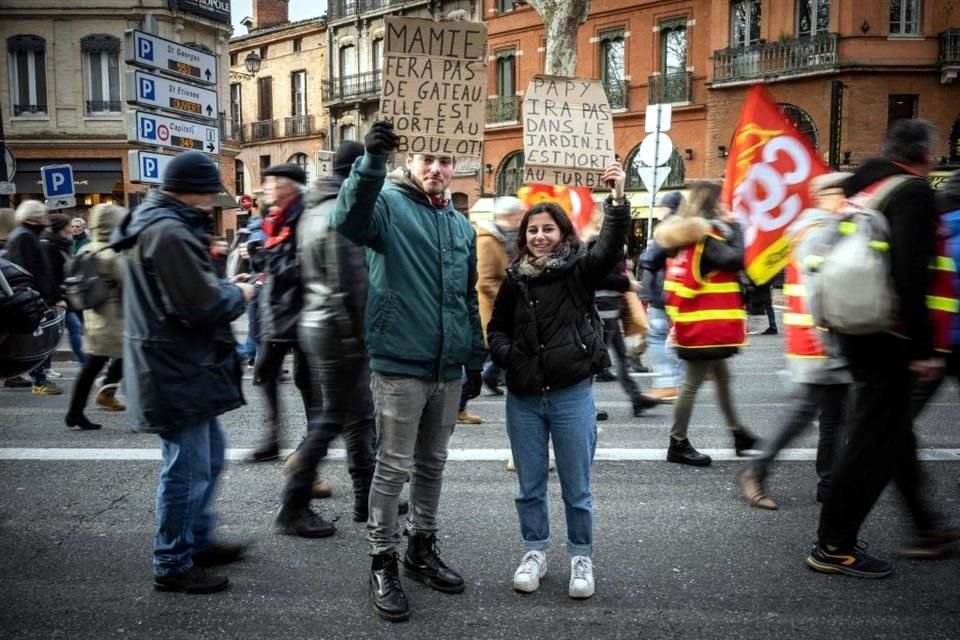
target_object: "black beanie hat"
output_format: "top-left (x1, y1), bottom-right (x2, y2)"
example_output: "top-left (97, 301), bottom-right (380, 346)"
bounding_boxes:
top-left (161, 151), bottom-right (222, 194)
top-left (262, 163), bottom-right (307, 185)
top-left (333, 141), bottom-right (365, 177)
top-left (48, 213), bottom-right (70, 233)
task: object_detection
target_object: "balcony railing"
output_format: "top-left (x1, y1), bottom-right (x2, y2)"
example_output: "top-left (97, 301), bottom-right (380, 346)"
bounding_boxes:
top-left (941, 28), bottom-right (960, 64)
top-left (328, 0), bottom-right (411, 20)
top-left (248, 119), bottom-right (277, 142)
top-left (323, 70), bottom-right (382, 103)
top-left (485, 95), bottom-right (521, 124)
top-left (648, 72), bottom-right (693, 105)
top-left (85, 100), bottom-right (121, 114)
top-left (285, 114), bottom-right (314, 137)
top-left (713, 32), bottom-right (839, 85)
top-left (13, 103), bottom-right (47, 116)
top-left (230, 116), bottom-right (243, 142)
top-left (603, 79), bottom-right (629, 110)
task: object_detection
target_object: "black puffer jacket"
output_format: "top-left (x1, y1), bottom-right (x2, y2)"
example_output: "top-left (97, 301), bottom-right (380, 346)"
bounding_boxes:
top-left (487, 198), bottom-right (630, 395)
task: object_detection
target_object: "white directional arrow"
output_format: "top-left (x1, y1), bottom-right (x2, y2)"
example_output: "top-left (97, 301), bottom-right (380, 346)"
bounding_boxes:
top-left (635, 165), bottom-right (672, 197)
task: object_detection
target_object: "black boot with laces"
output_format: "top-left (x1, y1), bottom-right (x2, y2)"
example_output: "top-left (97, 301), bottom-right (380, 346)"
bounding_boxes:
top-left (402, 532), bottom-right (465, 593)
top-left (370, 552), bottom-right (409, 621)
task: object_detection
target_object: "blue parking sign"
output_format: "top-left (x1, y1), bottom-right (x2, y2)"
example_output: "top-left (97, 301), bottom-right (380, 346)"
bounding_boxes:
top-left (136, 34), bottom-right (154, 61)
top-left (41, 165), bottom-right (75, 199)
top-left (138, 76), bottom-right (155, 101)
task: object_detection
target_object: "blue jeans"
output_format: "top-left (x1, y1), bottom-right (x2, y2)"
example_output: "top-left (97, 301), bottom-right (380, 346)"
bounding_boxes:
top-left (65, 310), bottom-right (86, 365)
top-left (647, 306), bottom-right (684, 388)
top-left (505, 379), bottom-right (597, 557)
top-left (154, 418), bottom-right (226, 577)
top-left (236, 288), bottom-right (260, 362)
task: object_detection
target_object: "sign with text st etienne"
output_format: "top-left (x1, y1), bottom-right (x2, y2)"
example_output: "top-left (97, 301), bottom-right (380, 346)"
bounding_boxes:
top-left (127, 110), bottom-right (221, 156)
top-left (380, 17), bottom-right (487, 159)
top-left (125, 69), bottom-right (219, 120)
top-left (522, 76), bottom-right (615, 188)
top-left (125, 29), bottom-right (217, 85)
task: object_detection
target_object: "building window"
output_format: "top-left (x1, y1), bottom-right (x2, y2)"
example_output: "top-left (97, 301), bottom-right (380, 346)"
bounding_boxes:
top-left (291, 70), bottom-right (306, 116)
top-left (730, 0), bottom-right (762, 48)
top-left (235, 160), bottom-right (245, 195)
top-left (7, 35), bottom-right (47, 116)
top-left (495, 49), bottom-right (516, 97)
top-left (341, 124), bottom-right (356, 142)
top-left (230, 52), bottom-right (238, 66)
top-left (81, 35), bottom-right (121, 114)
top-left (661, 20), bottom-right (687, 74)
top-left (797, 0), bottom-right (830, 38)
top-left (230, 83), bottom-right (242, 133)
top-left (777, 103), bottom-right (820, 149)
top-left (890, 0), bottom-right (921, 35)
top-left (496, 151), bottom-right (524, 196)
top-left (626, 145), bottom-right (685, 190)
top-left (259, 155), bottom-right (271, 173)
top-left (293, 38), bottom-right (302, 53)
top-left (887, 94), bottom-right (918, 125)
top-left (289, 153), bottom-right (309, 173)
top-left (372, 38), bottom-right (383, 74)
top-left (257, 76), bottom-right (273, 120)
top-left (260, 45), bottom-right (269, 59)
top-left (340, 44), bottom-right (356, 78)
top-left (496, 0), bottom-right (512, 13)
top-left (600, 30), bottom-right (626, 109)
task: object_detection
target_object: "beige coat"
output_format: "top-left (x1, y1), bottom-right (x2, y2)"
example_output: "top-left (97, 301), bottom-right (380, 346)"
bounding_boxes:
top-left (475, 221), bottom-right (510, 345)
top-left (77, 205), bottom-right (125, 358)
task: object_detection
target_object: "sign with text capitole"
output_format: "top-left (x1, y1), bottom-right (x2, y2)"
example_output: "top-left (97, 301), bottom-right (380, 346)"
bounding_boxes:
top-left (380, 17), bottom-right (487, 159)
top-left (522, 75), bottom-right (615, 188)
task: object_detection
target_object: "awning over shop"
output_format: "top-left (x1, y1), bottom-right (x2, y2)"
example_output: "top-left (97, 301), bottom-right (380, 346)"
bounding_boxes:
top-left (213, 184), bottom-right (237, 209)
top-left (12, 158), bottom-right (124, 196)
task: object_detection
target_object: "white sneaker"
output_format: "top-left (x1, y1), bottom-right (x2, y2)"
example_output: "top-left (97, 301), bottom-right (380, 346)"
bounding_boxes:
top-left (45, 368), bottom-right (63, 378)
top-left (568, 555), bottom-right (594, 599)
top-left (512, 550), bottom-right (547, 593)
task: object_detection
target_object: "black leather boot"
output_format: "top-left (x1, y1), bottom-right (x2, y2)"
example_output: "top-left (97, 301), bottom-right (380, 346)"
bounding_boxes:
top-left (666, 437), bottom-right (712, 466)
top-left (274, 504), bottom-right (335, 538)
top-left (370, 553), bottom-right (409, 622)
top-left (402, 532), bottom-right (465, 593)
top-left (733, 429), bottom-right (760, 456)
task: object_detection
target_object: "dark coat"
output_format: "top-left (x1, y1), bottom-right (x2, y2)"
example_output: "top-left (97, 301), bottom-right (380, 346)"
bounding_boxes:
top-left (638, 239), bottom-right (669, 309)
top-left (41, 229), bottom-right (71, 302)
top-left (487, 198), bottom-right (630, 395)
top-left (112, 190), bottom-right (247, 434)
top-left (7, 224), bottom-right (57, 304)
top-left (253, 196), bottom-right (305, 342)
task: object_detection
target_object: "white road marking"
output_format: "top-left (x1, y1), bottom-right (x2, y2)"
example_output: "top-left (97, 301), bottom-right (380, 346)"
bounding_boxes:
top-left (2, 448), bottom-right (959, 462)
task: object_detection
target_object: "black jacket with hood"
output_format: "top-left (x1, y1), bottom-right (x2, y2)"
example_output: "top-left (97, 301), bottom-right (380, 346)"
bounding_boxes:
top-left (843, 157), bottom-right (938, 359)
top-left (112, 190), bottom-right (247, 434)
top-left (7, 224), bottom-right (57, 305)
top-left (487, 198), bottom-right (630, 395)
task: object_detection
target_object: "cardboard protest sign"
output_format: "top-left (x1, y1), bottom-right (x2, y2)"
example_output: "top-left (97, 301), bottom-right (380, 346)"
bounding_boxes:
top-left (380, 17), bottom-right (487, 158)
top-left (522, 75), bottom-right (615, 188)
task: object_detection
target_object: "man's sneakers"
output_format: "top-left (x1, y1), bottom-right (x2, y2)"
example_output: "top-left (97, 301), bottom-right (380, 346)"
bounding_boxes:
top-left (32, 383), bottom-right (63, 395)
top-left (805, 542), bottom-right (892, 579)
top-left (456, 410), bottom-right (483, 425)
top-left (899, 526), bottom-right (960, 558)
top-left (568, 556), bottom-right (595, 599)
top-left (154, 566), bottom-right (229, 594)
top-left (513, 550), bottom-right (547, 593)
top-left (647, 387), bottom-right (680, 402)
top-left (3, 375), bottom-right (32, 388)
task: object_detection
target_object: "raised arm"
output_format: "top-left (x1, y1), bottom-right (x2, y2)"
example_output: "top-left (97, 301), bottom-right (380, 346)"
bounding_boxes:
top-left (580, 162), bottom-right (631, 287)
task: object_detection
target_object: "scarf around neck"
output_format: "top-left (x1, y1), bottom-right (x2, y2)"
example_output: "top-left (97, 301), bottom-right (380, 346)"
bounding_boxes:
top-left (516, 243), bottom-right (574, 279)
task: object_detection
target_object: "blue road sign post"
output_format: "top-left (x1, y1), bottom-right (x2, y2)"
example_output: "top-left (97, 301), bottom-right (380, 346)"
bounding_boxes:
top-left (41, 164), bottom-right (76, 209)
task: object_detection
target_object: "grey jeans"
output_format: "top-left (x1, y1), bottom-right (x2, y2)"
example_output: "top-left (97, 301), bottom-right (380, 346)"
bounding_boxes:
top-left (670, 359), bottom-right (743, 441)
top-left (367, 372), bottom-right (461, 556)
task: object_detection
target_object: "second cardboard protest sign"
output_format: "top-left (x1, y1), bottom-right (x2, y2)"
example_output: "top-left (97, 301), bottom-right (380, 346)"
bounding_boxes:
top-left (523, 75), bottom-right (615, 188)
top-left (380, 17), bottom-right (487, 158)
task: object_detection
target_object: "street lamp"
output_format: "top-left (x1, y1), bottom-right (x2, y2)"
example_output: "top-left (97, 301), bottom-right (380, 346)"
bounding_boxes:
top-left (230, 51), bottom-right (261, 80)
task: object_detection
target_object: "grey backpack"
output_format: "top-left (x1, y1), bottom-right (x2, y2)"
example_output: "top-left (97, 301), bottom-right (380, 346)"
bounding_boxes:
top-left (805, 176), bottom-right (917, 335)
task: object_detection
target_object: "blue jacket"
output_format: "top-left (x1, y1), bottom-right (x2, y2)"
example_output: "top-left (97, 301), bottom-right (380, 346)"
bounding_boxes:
top-left (112, 191), bottom-right (247, 433)
top-left (938, 172), bottom-right (960, 346)
top-left (331, 152), bottom-right (486, 381)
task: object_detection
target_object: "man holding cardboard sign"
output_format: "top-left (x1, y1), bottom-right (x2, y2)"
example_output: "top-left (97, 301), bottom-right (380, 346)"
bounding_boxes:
top-left (331, 119), bottom-right (487, 622)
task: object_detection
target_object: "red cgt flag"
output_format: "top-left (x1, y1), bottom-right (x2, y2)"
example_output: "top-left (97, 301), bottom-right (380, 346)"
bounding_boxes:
top-left (721, 85), bottom-right (829, 285)
top-left (516, 183), bottom-right (596, 231)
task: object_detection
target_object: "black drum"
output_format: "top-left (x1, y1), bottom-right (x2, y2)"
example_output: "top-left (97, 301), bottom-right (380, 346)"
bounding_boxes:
top-left (0, 306), bottom-right (67, 378)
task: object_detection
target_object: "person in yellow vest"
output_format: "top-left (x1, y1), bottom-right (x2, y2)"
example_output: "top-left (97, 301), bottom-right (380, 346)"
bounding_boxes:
top-left (737, 173), bottom-right (852, 509)
top-left (654, 182), bottom-right (760, 466)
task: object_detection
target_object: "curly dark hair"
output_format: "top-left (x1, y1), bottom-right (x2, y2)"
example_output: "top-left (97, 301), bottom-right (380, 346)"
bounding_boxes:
top-left (516, 201), bottom-right (580, 255)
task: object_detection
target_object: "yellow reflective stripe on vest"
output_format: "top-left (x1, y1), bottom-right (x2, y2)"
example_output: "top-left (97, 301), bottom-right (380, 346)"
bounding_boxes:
top-left (665, 306), bottom-right (746, 322)
top-left (926, 295), bottom-right (960, 313)
top-left (783, 283), bottom-right (806, 297)
top-left (838, 221), bottom-right (855, 235)
top-left (784, 312), bottom-right (815, 327)
top-left (930, 256), bottom-right (957, 271)
top-left (664, 280), bottom-right (742, 299)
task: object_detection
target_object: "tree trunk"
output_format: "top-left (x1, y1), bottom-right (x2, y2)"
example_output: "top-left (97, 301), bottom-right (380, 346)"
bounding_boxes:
top-left (527, 0), bottom-right (591, 77)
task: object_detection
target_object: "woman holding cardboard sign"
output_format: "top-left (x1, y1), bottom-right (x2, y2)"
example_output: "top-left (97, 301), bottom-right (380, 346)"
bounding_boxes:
top-left (486, 161), bottom-right (630, 600)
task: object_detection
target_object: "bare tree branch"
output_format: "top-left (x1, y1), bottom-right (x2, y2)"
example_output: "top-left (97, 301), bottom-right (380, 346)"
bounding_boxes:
top-left (527, 0), bottom-right (591, 77)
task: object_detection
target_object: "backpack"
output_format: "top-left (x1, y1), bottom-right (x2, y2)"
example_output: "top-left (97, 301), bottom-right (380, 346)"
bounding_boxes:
top-left (805, 175), bottom-right (917, 335)
top-left (63, 247), bottom-right (112, 310)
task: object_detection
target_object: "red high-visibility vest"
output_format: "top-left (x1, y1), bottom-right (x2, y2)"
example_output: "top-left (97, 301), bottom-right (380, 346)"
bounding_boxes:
top-left (783, 260), bottom-right (826, 358)
top-left (664, 232), bottom-right (746, 349)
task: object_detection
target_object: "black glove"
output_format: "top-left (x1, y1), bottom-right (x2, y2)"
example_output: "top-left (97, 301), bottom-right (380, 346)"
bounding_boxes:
top-left (365, 120), bottom-right (400, 156)
top-left (0, 287), bottom-right (45, 334)
top-left (464, 369), bottom-right (483, 401)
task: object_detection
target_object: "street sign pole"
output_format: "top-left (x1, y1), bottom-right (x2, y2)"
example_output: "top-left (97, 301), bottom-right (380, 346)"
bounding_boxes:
top-left (647, 126), bottom-right (662, 248)
top-left (0, 105), bottom-right (8, 207)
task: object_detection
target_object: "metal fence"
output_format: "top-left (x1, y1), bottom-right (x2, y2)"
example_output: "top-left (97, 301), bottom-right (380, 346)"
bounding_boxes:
top-left (713, 33), bottom-right (839, 84)
top-left (648, 72), bottom-right (692, 105)
top-left (485, 95), bottom-right (521, 124)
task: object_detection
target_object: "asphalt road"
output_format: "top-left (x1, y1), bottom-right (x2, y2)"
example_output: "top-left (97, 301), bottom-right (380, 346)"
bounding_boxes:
top-left (2, 325), bottom-right (959, 639)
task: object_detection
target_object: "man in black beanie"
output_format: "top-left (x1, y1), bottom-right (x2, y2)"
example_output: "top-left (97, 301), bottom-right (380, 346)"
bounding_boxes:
top-left (246, 162), bottom-right (312, 463)
top-left (274, 140), bottom-right (377, 537)
top-left (112, 150), bottom-right (256, 594)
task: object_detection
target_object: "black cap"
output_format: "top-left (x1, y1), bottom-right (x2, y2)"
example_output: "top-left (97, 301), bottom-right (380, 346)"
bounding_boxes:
top-left (161, 151), bottom-right (222, 194)
top-left (262, 163), bottom-right (307, 185)
top-left (333, 141), bottom-right (365, 177)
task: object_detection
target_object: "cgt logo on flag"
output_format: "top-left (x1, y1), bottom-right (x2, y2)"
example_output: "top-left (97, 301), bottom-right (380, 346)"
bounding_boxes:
top-left (517, 183), bottom-right (596, 232)
top-left (721, 85), bottom-right (828, 285)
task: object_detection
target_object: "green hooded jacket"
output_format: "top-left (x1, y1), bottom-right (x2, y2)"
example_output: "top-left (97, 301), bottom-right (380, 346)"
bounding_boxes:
top-left (331, 151), bottom-right (486, 381)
